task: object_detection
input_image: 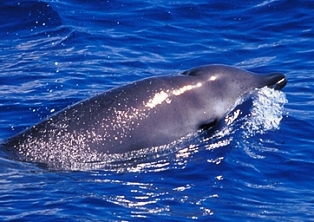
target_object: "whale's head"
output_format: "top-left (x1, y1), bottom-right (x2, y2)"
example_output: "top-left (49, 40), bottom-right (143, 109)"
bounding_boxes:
top-left (182, 64), bottom-right (287, 120)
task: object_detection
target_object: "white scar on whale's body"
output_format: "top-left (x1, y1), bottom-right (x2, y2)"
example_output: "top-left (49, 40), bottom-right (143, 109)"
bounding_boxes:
top-left (145, 82), bottom-right (203, 108)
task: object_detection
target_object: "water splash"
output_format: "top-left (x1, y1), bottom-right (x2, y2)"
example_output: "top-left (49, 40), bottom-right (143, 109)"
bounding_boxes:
top-left (242, 87), bottom-right (288, 136)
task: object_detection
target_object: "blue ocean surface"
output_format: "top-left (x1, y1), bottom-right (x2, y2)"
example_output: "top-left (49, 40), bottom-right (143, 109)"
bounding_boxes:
top-left (0, 0), bottom-right (313, 220)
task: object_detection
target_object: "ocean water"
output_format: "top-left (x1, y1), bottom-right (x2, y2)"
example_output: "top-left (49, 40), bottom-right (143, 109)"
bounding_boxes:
top-left (0, 0), bottom-right (313, 221)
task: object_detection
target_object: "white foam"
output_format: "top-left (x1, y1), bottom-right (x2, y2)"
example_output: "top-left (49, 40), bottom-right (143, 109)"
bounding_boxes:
top-left (242, 87), bottom-right (288, 136)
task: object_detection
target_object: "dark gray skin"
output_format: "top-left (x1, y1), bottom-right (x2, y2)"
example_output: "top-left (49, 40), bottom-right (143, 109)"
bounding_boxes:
top-left (4, 64), bottom-right (287, 166)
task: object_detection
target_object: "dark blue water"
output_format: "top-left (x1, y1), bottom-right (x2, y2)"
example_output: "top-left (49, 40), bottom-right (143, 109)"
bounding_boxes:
top-left (1, 0), bottom-right (313, 220)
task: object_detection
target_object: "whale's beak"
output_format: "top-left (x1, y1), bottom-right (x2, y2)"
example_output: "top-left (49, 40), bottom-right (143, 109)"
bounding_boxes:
top-left (264, 73), bottom-right (287, 90)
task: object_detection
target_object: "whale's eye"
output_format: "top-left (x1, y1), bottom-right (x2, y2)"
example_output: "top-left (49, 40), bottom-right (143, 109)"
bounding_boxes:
top-left (198, 118), bottom-right (217, 131)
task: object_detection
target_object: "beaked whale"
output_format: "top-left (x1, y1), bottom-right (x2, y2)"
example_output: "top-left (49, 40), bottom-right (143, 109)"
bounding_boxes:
top-left (3, 64), bottom-right (287, 167)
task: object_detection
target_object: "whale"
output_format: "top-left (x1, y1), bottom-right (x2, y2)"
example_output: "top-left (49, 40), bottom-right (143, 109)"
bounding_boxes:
top-left (3, 64), bottom-right (287, 167)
